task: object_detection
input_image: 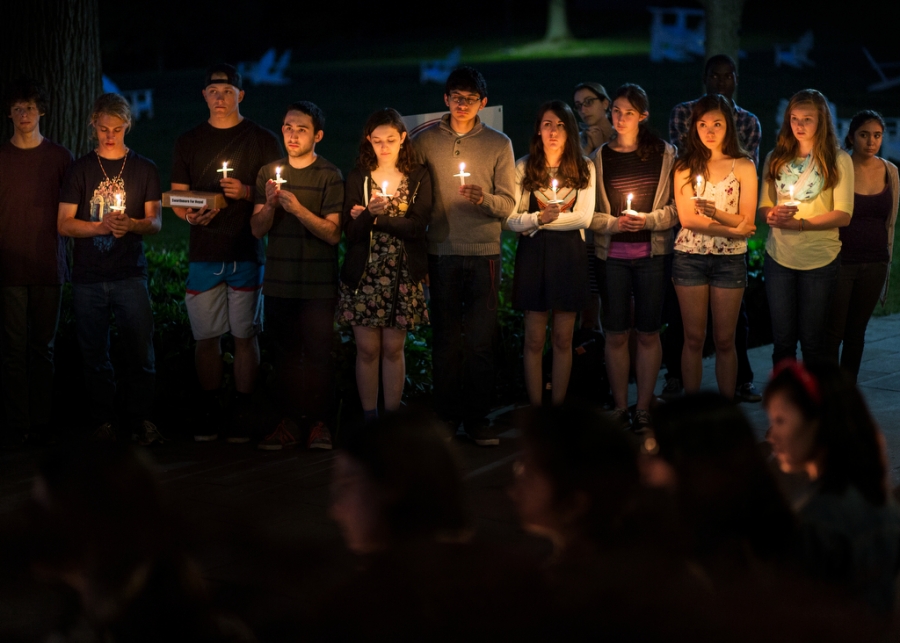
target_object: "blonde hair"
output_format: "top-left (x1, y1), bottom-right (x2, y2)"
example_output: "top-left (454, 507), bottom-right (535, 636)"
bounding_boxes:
top-left (767, 89), bottom-right (839, 190)
top-left (90, 93), bottom-right (132, 139)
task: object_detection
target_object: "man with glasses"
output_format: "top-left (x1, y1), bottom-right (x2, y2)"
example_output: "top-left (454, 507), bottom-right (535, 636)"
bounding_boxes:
top-left (170, 64), bottom-right (282, 442)
top-left (572, 82), bottom-right (613, 156)
top-left (0, 78), bottom-right (72, 446)
top-left (412, 66), bottom-right (516, 446)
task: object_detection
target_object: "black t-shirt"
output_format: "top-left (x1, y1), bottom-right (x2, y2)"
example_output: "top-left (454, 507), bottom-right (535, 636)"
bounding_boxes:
top-left (60, 149), bottom-right (161, 284)
top-left (171, 119), bottom-right (283, 264)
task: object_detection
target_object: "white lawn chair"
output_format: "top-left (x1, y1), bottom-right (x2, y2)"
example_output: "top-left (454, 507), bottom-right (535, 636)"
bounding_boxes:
top-left (862, 47), bottom-right (900, 92)
top-left (238, 48), bottom-right (291, 86)
top-left (419, 47), bottom-right (461, 84)
top-left (648, 7), bottom-right (705, 63)
top-left (102, 76), bottom-right (154, 120)
top-left (774, 30), bottom-right (814, 69)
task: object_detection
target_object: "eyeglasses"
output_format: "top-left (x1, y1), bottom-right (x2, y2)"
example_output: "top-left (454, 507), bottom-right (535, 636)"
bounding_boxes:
top-left (448, 94), bottom-right (482, 106)
top-left (574, 96), bottom-right (600, 110)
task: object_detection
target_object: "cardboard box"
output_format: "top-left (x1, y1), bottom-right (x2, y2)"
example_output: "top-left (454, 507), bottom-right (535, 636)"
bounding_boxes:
top-left (162, 190), bottom-right (227, 209)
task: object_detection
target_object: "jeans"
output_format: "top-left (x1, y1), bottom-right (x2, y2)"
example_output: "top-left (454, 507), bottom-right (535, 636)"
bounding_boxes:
top-left (824, 261), bottom-right (889, 381)
top-left (0, 285), bottom-right (62, 435)
top-left (428, 254), bottom-right (500, 429)
top-left (73, 278), bottom-right (155, 425)
top-left (764, 253), bottom-right (839, 366)
top-left (265, 296), bottom-right (336, 425)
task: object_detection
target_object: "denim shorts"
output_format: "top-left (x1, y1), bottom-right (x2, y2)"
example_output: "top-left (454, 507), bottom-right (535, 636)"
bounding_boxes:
top-left (595, 255), bottom-right (666, 334)
top-left (672, 252), bottom-right (747, 288)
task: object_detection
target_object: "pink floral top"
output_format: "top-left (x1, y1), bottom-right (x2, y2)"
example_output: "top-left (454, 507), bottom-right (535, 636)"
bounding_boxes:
top-left (674, 167), bottom-right (747, 255)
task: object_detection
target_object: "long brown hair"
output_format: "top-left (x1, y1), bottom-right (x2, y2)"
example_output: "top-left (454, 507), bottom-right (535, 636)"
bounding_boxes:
top-left (355, 108), bottom-right (416, 175)
top-left (611, 83), bottom-right (665, 162)
top-left (674, 94), bottom-right (748, 192)
top-left (523, 100), bottom-right (591, 192)
top-left (767, 89), bottom-right (840, 189)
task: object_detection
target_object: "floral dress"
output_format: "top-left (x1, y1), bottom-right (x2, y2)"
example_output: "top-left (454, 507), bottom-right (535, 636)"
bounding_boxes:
top-left (674, 161), bottom-right (747, 255)
top-left (337, 177), bottom-right (429, 330)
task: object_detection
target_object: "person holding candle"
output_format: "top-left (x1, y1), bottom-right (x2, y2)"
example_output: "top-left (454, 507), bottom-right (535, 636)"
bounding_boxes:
top-left (666, 54), bottom-right (763, 404)
top-left (0, 77), bottom-right (72, 447)
top-left (588, 83), bottom-right (678, 433)
top-left (170, 64), bottom-right (282, 443)
top-left (507, 101), bottom-right (595, 407)
top-left (412, 66), bottom-right (516, 446)
top-left (672, 94), bottom-right (757, 399)
top-left (338, 108), bottom-right (432, 425)
top-left (824, 111), bottom-right (898, 383)
top-left (251, 101), bottom-right (343, 450)
top-left (57, 93), bottom-right (163, 444)
top-left (758, 89), bottom-right (853, 366)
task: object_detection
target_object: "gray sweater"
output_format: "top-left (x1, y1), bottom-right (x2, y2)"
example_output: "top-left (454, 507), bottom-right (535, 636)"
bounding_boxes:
top-left (413, 114), bottom-right (516, 256)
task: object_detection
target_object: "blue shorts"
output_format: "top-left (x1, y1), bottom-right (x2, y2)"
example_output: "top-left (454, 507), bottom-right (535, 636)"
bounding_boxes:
top-left (672, 252), bottom-right (747, 289)
top-left (596, 255), bottom-right (666, 334)
top-left (185, 261), bottom-right (264, 340)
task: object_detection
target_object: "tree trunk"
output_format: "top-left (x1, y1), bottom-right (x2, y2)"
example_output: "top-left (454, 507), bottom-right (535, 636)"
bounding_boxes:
top-left (543, 0), bottom-right (573, 43)
top-left (1, 0), bottom-right (102, 156)
top-left (699, 0), bottom-right (746, 71)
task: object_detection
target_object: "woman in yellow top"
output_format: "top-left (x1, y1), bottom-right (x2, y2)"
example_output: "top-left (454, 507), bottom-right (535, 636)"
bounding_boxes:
top-left (758, 89), bottom-right (853, 365)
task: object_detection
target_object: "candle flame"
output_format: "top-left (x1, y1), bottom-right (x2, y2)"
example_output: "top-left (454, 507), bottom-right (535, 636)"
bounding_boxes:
top-left (627, 193), bottom-right (633, 201)
top-left (459, 162), bottom-right (465, 172)
top-left (551, 179), bottom-right (558, 190)
top-left (382, 180), bottom-right (389, 195)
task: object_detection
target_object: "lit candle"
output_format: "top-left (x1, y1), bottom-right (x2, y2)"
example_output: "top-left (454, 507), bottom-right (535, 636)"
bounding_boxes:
top-left (454, 162), bottom-right (470, 186)
top-left (626, 193), bottom-right (633, 212)
top-left (273, 166), bottom-right (287, 190)
top-left (695, 175), bottom-right (703, 197)
top-left (789, 185), bottom-right (795, 201)
top-left (552, 178), bottom-right (559, 200)
top-left (217, 162), bottom-right (232, 179)
top-left (382, 180), bottom-right (390, 198)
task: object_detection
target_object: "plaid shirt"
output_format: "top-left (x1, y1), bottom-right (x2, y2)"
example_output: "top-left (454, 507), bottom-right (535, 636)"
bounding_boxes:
top-left (669, 98), bottom-right (761, 165)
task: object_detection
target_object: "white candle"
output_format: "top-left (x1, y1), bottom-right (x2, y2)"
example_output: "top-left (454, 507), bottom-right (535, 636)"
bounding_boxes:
top-left (382, 180), bottom-right (389, 197)
top-left (552, 178), bottom-right (558, 199)
top-left (626, 193), bottom-right (633, 211)
top-left (695, 175), bottom-right (703, 197)
top-left (789, 185), bottom-right (795, 201)
top-left (217, 162), bottom-right (232, 179)
top-left (454, 162), bottom-right (470, 186)
top-left (274, 166), bottom-right (286, 190)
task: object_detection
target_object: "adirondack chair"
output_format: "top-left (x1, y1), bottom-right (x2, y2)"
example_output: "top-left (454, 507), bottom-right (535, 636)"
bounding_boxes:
top-left (238, 48), bottom-right (291, 85)
top-left (102, 75), bottom-right (154, 120)
top-left (862, 47), bottom-right (900, 92)
top-left (420, 47), bottom-right (461, 84)
top-left (774, 30), bottom-right (814, 68)
top-left (648, 7), bottom-right (705, 63)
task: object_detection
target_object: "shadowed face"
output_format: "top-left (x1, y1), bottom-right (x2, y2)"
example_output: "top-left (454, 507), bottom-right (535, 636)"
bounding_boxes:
top-left (704, 61), bottom-right (736, 100)
top-left (202, 77), bottom-right (244, 120)
top-left (9, 100), bottom-right (42, 136)
top-left (573, 88), bottom-right (608, 127)
top-left (611, 97), bottom-right (647, 137)
top-left (539, 110), bottom-right (568, 157)
top-left (765, 392), bottom-right (819, 475)
top-left (367, 124), bottom-right (406, 168)
top-left (92, 113), bottom-right (127, 156)
top-left (696, 109), bottom-right (727, 152)
top-left (790, 105), bottom-right (818, 146)
top-left (282, 110), bottom-right (322, 159)
top-left (443, 90), bottom-right (486, 129)
top-left (328, 453), bottom-right (387, 554)
top-left (851, 119), bottom-right (884, 159)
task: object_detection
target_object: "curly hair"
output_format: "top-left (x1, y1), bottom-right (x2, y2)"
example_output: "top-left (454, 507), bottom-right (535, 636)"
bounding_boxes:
top-left (4, 76), bottom-right (49, 115)
top-left (523, 100), bottom-right (591, 193)
top-left (767, 89), bottom-right (840, 190)
top-left (611, 83), bottom-right (665, 162)
top-left (355, 108), bottom-right (416, 175)
top-left (673, 94), bottom-right (749, 193)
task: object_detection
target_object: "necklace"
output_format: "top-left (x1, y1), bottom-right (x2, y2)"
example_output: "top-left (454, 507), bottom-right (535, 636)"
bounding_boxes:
top-left (95, 147), bottom-right (129, 184)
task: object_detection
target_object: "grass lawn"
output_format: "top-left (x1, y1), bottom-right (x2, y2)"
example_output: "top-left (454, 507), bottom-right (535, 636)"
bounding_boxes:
top-left (112, 36), bottom-right (900, 310)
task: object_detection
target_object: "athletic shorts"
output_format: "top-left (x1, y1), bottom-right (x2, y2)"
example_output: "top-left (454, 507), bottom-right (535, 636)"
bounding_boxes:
top-left (185, 261), bottom-right (263, 340)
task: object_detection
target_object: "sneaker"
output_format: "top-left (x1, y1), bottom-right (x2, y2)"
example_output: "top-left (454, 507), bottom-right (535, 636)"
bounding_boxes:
top-left (307, 422), bottom-right (333, 450)
top-left (90, 422), bottom-right (117, 442)
top-left (660, 377), bottom-right (683, 401)
top-left (735, 382), bottom-right (762, 403)
top-left (610, 408), bottom-right (632, 431)
top-left (137, 421), bottom-right (165, 446)
top-left (225, 410), bottom-right (253, 444)
top-left (632, 409), bottom-right (653, 435)
top-left (465, 424), bottom-right (499, 447)
top-left (258, 419), bottom-right (299, 451)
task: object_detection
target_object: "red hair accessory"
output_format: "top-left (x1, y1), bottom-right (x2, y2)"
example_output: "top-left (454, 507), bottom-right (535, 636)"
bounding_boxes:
top-left (770, 359), bottom-right (822, 405)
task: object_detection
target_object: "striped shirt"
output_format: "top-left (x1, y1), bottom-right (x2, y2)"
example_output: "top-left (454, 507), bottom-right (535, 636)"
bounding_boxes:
top-left (255, 157), bottom-right (344, 299)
